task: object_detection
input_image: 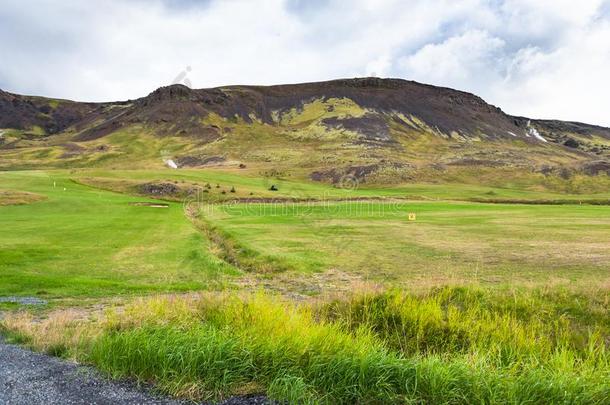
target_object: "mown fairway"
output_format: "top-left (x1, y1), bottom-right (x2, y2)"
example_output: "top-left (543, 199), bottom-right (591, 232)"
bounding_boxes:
top-left (203, 199), bottom-right (610, 289)
top-left (0, 170), bottom-right (234, 298)
top-left (1, 169), bottom-right (610, 298)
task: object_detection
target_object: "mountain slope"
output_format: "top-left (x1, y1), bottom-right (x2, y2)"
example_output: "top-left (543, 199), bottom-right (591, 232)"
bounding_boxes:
top-left (1, 78), bottom-right (609, 184)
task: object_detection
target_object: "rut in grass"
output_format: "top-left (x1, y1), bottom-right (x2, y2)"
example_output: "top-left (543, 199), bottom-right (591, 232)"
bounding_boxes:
top-left (185, 204), bottom-right (294, 274)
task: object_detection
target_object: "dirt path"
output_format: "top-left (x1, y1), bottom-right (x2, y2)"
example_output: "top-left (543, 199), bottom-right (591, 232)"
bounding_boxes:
top-left (0, 338), bottom-right (269, 405)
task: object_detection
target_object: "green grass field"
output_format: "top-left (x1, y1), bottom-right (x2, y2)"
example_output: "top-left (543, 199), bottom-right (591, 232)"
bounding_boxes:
top-left (2, 169), bottom-right (609, 297)
top-left (203, 200), bottom-right (610, 288)
top-left (1, 168), bottom-right (609, 403)
top-left (0, 170), bottom-right (235, 298)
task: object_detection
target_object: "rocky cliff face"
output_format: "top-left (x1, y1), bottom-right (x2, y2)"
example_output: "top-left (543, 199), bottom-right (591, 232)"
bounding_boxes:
top-left (0, 89), bottom-right (98, 134)
top-left (1, 78), bottom-right (608, 177)
top-left (4, 78), bottom-right (610, 144)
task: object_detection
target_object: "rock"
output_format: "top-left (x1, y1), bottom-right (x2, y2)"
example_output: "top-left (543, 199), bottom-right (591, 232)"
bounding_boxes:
top-left (563, 138), bottom-right (580, 148)
top-left (581, 160), bottom-right (610, 176)
top-left (175, 155), bottom-right (225, 167)
top-left (138, 182), bottom-right (180, 196)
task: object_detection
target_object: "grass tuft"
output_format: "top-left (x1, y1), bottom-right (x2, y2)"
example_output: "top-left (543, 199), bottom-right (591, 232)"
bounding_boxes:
top-left (3, 288), bottom-right (608, 403)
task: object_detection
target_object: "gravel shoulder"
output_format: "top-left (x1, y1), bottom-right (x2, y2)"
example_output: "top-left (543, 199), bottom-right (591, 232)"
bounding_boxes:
top-left (0, 338), bottom-right (270, 405)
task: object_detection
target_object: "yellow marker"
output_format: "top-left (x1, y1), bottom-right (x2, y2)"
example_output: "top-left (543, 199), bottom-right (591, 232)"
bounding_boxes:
top-left (408, 213), bottom-right (416, 221)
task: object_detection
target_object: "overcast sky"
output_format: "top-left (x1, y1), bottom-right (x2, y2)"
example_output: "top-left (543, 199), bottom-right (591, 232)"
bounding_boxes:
top-left (1, 0), bottom-right (609, 125)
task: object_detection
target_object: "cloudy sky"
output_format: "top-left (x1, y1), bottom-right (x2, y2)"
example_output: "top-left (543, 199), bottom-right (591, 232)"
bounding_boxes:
top-left (1, 0), bottom-right (609, 125)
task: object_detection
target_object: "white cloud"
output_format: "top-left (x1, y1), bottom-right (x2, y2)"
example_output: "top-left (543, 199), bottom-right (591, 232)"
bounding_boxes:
top-left (492, 18), bottom-right (610, 123)
top-left (397, 1), bottom-right (610, 124)
top-left (0, 0), bottom-right (609, 125)
top-left (399, 30), bottom-right (506, 88)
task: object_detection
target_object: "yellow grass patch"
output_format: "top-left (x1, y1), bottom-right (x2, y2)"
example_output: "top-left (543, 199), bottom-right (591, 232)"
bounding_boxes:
top-left (0, 189), bottom-right (46, 206)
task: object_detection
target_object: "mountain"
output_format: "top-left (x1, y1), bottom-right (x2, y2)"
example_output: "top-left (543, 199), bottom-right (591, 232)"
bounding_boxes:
top-left (1, 78), bottom-right (609, 183)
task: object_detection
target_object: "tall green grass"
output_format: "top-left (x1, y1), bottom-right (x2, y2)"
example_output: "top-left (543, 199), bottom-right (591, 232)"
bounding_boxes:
top-left (322, 287), bottom-right (610, 359)
top-left (79, 287), bottom-right (610, 403)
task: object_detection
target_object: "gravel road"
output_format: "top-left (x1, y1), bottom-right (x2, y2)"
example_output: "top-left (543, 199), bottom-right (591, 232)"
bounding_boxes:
top-left (0, 338), bottom-right (271, 405)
